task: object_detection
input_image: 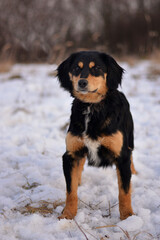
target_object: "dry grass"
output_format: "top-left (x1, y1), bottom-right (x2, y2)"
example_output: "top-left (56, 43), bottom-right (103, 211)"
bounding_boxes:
top-left (13, 199), bottom-right (65, 216)
top-left (21, 204), bottom-right (54, 215)
top-left (9, 74), bottom-right (22, 80)
top-left (95, 225), bottom-right (154, 240)
top-left (13, 179), bottom-right (65, 217)
top-left (12, 107), bottom-right (31, 115)
top-left (117, 55), bottom-right (140, 67)
top-left (150, 50), bottom-right (160, 64)
top-left (1, 197), bottom-right (157, 240)
top-left (0, 60), bottom-right (13, 73)
top-left (117, 50), bottom-right (160, 68)
top-left (22, 182), bottom-right (40, 190)
top-left (131, 74), bottom-right (141, 80)
top-left (147, 65), bottom-right (160, 80)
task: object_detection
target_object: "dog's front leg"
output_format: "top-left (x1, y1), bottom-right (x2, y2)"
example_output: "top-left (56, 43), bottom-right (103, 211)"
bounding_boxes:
top-left (59, 132), bottom-right (85, 219)
top-left (58, 152), bottom-right (79, 219)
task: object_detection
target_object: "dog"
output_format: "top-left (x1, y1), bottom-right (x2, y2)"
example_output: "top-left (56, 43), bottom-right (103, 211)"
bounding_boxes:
top-left (57, 51), bottom-right (136, 220)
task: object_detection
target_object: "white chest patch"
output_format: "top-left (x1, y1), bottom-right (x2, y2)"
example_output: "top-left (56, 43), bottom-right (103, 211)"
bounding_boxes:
top-left (83, 106), bottom-right (90, 132)
top-left (84, 136), bottom-right (101, 166)
top-left (83, 106), bottom-right (101, 166)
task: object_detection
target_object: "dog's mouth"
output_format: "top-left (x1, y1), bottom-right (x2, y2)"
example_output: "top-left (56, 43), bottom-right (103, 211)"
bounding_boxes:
top-left (76, 88), bottom-right (98, 94)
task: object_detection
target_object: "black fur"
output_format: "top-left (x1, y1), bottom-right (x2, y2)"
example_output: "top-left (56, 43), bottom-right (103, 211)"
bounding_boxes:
top-left (57, 53), bottom-right (76, 93)
top-left (57, 51), bottom-right (134, 203)
top-left (75, 147), bottom-right (88, 159)
top-left (58, 51), bottom-right (124, 94)
top-left (62, 152), bottom-right (74, 193)
top-left (100, 53), bottom-right (123, 89)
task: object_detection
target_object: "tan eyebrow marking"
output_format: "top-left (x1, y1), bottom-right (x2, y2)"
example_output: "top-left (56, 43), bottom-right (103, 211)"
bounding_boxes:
top-left (89, 61), bottom-right (95, 68)
top-left (78, 62), bottom-right (83, 69)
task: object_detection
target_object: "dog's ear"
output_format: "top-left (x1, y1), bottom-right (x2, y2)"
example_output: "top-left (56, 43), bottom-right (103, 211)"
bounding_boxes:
top-left (57, 53), bottom-right (77, 93)
top-left (100, 53), bottom-right (124, 90)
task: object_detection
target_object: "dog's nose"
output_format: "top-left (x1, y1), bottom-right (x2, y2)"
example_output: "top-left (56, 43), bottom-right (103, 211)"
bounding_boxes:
top-left (78, 79), bottom-right (88, 88)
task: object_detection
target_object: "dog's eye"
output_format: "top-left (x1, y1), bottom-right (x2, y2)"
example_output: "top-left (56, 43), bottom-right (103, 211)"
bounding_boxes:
top-left (94, 66), bottom-right (101, 70)
top-left (73, 66), bottom-right (80, 72)
top-left (91, 65), bottom-right (101, 76)
top-left (75, 66), bottom-right (80, 71)
top-left (72, 66), bottom-right (81, 75)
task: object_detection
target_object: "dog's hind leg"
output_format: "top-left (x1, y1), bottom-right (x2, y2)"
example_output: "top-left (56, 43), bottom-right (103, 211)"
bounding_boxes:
top-left (116, 158), bottom-right (134, 220)
top-left (130, 154), bottom-right (137, 175)
top-left (78, 158), bottom-right (86, 185)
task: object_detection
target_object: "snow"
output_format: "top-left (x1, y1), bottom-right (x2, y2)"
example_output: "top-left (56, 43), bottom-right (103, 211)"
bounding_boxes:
top-left (116, 215), bottom-right (143, 232)
top-left (0, 61), bottom-right (160, 240)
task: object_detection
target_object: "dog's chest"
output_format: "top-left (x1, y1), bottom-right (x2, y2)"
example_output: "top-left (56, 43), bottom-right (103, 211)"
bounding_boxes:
top-left (83, 106), bottom-right (101, 166)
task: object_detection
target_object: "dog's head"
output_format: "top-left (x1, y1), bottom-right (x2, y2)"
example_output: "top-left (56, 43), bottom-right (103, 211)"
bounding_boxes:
top-left (57, 51), bottom-right (123, 103)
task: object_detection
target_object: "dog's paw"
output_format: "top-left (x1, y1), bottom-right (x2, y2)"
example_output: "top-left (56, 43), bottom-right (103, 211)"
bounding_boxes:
top-left (58, 208), bottom-right (77, 220)
top-left (120, 210), bottom-right (134, 220)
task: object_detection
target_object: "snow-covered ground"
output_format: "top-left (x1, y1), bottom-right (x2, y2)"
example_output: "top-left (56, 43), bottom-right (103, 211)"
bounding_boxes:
top-left (0, 61), bottom-right (160, 240)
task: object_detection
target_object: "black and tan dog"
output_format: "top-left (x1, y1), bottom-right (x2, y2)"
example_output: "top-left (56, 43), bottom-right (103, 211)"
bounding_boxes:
top-left (57, 51), bottom-right (136, 220)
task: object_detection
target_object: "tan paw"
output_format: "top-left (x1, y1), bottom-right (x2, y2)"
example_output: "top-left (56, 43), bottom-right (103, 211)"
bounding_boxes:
top-left (58, 208), bottom-right (77, 220)
top-left (120, 210), bottom-right (134, 220)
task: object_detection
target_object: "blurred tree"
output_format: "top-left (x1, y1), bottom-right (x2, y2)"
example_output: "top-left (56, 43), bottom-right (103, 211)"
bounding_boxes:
top-left (0, 0), bottom-right (160, 62)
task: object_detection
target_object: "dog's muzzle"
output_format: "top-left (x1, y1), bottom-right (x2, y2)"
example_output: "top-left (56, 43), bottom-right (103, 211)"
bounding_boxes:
top-left (78, 79), bottom-right (88, 89)
top-left (77, 79), bottom-right (88, 93)
top-left (77, 79), bottom-right (98, 94)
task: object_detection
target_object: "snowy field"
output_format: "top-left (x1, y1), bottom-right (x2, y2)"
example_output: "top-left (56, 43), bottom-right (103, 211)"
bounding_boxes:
top-left (0, 61), bottom-right (160, 240)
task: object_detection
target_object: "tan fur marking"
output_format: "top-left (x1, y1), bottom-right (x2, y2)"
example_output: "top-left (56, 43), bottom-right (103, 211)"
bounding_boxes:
top-left (59, 161), bottom-right (79, 219)
top-left (117, 168), bottom-right (133, 220)
top-left (69, 72), bottom-right (73, 79)
top-left (69, 73), bottom-right (80, 90)
top-left (131, 154), bottom-right (137, 174)
top-left (99, 131), bottom-right (123, 157)
top-left (73, 90), bottom-right (105, 103)
top-left (72, 74), bottom-right (107, 103)
top-left (87, 74), bottom-right (107, 93)
top-left (89, 61), bottom-right (95, 68)
top-left (69, 71), bottom-right (108, 103)
top-left (78, 158), bottom-right (86, 185)
top-left (66, 132), bottom-right (84, 154)
top-left (78, 61), bottom-right (83, 69)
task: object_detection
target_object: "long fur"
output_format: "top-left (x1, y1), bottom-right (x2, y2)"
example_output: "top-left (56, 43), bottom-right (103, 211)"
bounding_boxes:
top-left (57, 51), bottom-right (135, 220)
